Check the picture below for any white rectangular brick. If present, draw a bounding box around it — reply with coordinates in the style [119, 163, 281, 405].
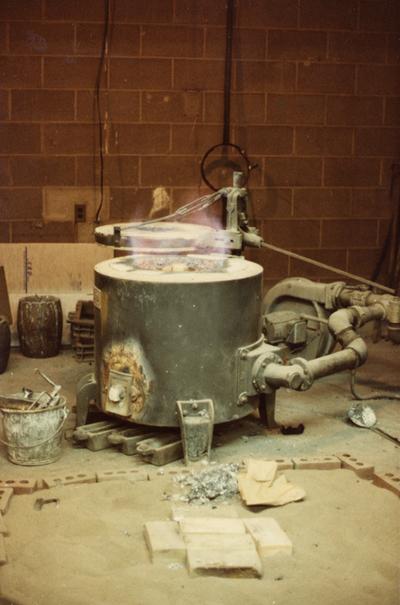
[244, 517, 293, 557]
[179, 517, 246, 535]
[186, 543, 262, 578]
[144, 521, 186, 564]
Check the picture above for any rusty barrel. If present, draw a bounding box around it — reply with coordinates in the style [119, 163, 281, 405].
[17, 295, 63, 358]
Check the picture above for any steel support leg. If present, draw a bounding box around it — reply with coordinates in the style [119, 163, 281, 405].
[258, 391, 279, 429]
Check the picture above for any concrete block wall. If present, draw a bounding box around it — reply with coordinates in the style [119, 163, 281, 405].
[0, 0, 399, 288]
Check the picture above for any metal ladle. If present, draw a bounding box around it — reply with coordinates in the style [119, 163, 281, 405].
[347, 403, 400, 445]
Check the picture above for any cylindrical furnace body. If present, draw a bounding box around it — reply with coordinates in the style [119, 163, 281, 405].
[94, 254, 263, 427]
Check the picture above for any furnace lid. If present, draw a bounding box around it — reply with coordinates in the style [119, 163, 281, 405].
[94, 221, 216, 253]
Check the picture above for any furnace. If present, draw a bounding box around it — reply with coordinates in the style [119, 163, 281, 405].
[76, 175, 400, 462]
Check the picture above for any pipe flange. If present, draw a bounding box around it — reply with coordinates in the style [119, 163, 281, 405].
[289, 357, 313, 391]
[325, 282, 346, 309]
[252, 353, 282, 393]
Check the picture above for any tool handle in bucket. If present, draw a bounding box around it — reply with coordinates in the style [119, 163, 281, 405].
[0, 407, 69, 449]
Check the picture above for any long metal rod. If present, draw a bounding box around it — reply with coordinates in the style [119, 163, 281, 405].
[261, 242, 395, 294]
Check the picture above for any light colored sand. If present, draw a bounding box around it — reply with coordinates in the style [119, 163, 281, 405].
[0, 469, 399, 605]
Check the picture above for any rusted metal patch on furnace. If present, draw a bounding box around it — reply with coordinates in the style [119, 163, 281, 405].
[102, 343, 150, 415]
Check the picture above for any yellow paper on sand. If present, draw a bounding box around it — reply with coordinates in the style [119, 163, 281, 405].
[246, 459, 277, 483]
[238, 461, 305, 507]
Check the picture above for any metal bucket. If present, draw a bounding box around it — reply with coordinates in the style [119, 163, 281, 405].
[0, 395, 69, 466]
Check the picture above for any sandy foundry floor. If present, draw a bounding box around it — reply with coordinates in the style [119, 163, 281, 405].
[0, 341, 399, 605]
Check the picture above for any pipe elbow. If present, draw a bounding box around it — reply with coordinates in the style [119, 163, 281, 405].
[347, 336, 368, 365]
[328, 308, 352, 335]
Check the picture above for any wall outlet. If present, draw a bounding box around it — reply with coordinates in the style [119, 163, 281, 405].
[74, 203, 86, 223]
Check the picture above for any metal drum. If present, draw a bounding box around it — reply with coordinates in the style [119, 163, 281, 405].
[94, 254, 263, 427]
[17, 295, 63, 358]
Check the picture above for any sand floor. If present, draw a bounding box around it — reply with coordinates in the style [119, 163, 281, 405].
[0, 342, 399, 604]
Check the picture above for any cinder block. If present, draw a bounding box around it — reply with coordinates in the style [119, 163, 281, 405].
[0, 514, 8, 536]
[11, 156, 75, 187]
[295, 127, 353, 156]
[0, 478, 37, 495]
[263, 157, 322, 187]
[292, 456, 341, 470]
[327, 95, 383, 126]
[171, 505, 239, 522]
[244, 518, 293, 558]
[142, 25, 203, 58]
[10, 22, 74, 55]
[268, 30, 327, 61]
[337, 454, 375, 479]
[299, 0, 357, 30]
[321, 218, 378, 249]
[144, 521, 186, 564]
[11, 90, 75, 121]
[373, 472, 400, 497]
[0, 56, 41, 89]
[0, 123, 41, 154]
[297, 63, 355, 94]
[325, 158, 381, 188]
[186, 541, 262, 578]
[358, 65, 400, 96]
[110, 57, 172, 90]
[355, 128, 400, 157]
[0, 489, 13, 515]
[0, 535, 7, 565]
[141, 156, 202, 187]
[179, 518, 246, 535]
[267, 94, 325, 126]
[96, 469, 148, 483]
[43, 473, 96, 489]
[174, 59, 224, 91]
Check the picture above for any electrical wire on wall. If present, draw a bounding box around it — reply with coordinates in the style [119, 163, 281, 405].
[371, 162, 400, 294]
[94, 0, 111, 225]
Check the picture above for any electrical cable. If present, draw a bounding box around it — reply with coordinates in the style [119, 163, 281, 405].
[200, 0, 256, 191]
[222, 0, 234, 147]
[350, 369, 400, 401]
[371, 162, 400, 292]
[94, 0, 110, 225]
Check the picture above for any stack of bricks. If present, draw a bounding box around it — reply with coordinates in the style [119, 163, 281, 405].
[0, 0, 399, 288]
[144, 515, 293, 577]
